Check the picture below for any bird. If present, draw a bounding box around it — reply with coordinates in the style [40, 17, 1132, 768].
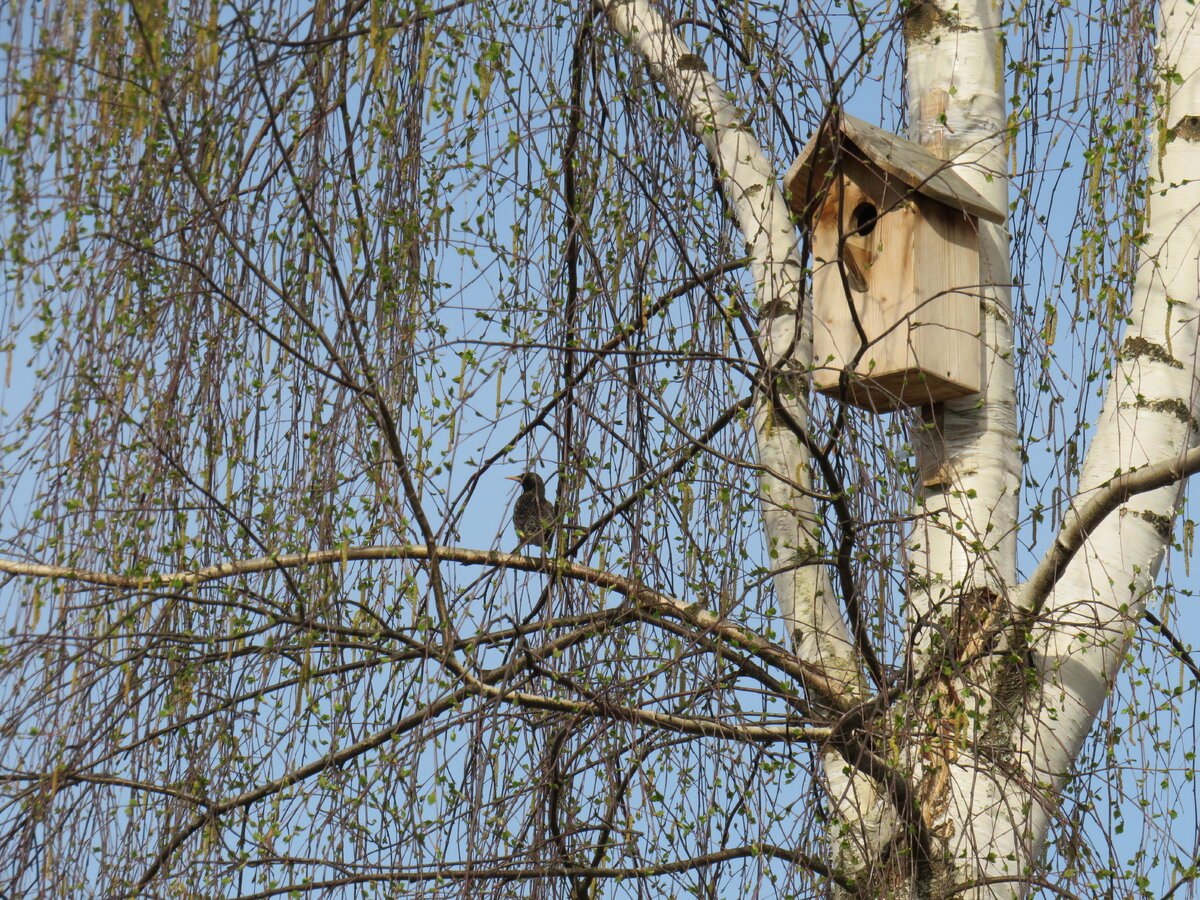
[506, 472, 556, 551]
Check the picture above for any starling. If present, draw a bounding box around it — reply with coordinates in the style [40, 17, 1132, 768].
[506, 472, 556, 551]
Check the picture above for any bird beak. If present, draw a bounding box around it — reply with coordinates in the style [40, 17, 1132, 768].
[505, 475, 522, 482]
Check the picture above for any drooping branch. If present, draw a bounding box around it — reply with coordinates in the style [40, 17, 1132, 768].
[594, 0, 864, 700]
[447, 256, 749, 540]
[592, 3, 920, 887]
[110, 597, 829, 894]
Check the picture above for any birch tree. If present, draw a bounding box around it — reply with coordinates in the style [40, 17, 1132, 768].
[0, 0, 1196, 898]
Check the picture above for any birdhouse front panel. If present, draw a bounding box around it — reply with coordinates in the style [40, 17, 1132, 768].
[808, 159, 982, 411]
[809, 158, 914, 408]
[785, 114, 1000, 413]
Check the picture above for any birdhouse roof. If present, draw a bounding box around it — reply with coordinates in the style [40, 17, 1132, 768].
[783, 113, 1007, 225]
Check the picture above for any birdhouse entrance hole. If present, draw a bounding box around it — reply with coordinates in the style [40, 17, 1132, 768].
[850, 202, 877, 236]
[783, 113, 1006, 412]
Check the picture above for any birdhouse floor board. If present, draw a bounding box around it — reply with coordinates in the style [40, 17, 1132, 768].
[814, 367, 978, 412]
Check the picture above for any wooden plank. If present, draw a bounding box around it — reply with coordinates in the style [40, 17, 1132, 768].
[910, 200, 983, 396]
[815, 368, 978, 411]
[783, 127, 845, 220]
[811, 160, 918, 400]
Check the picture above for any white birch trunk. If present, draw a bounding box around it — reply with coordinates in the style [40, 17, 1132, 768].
[904, 0, 1020, 660]
[895, 0, 1199, 893]
[893, 3, 1035, 895]
[893, 0, 1199, 893]
[1008, 0, 1200, 887]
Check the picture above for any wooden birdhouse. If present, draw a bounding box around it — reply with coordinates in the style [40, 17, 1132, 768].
[783, 114, 1006, 411]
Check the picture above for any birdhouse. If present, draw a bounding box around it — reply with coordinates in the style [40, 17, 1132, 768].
[783, 114, 1006, 411]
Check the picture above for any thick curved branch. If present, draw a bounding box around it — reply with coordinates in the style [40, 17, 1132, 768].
[471, 680, 813, 744]
[0, 542, 854, 708]
[226, 843, 856, 897]
[1022, 443, 1200, 614]
[0, 771, 206, 807]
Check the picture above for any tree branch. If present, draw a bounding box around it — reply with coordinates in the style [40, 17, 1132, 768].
[224, 844, 857, 897]
[0, 542, 856, 708]
[1022, 443, 1200, 614]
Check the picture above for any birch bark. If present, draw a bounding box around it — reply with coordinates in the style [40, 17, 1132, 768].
[1012, 0, 1200, 885]
[904, 0, 1021, 665]
[888, 3, 1040, 895]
